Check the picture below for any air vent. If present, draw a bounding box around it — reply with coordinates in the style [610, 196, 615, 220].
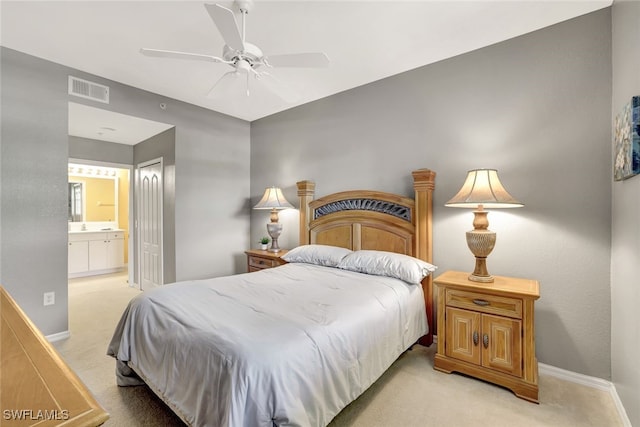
[68, 76, 109, 104]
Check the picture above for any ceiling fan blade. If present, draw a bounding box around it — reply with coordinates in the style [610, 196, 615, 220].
[204, 3, 244, 52]
[207, 70, 243, 98]
[265, 52, 330, 68]
[140, 48, 228, 63]
[256, 72, 300, 103]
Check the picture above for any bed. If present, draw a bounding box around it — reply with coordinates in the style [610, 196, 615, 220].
[107, 168, 436, 427]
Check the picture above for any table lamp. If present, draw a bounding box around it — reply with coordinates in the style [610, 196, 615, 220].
[445, 169, 523, 283]
[253, 186, 293, 252]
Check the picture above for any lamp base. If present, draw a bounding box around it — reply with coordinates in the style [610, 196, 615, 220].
[469, 275, 494, 283]
[469, 257, 494, 283]
[466, 229, 496, 283]
[266, 223, 283, 253]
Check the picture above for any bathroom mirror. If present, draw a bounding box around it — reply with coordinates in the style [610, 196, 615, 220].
[68, 164, 118, 223]
[68, 182, 84, 222]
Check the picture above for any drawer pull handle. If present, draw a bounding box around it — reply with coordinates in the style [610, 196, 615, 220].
[483, 334, 489, 349]
[473, 299, 490, 307]
[473, 331, 479, 346]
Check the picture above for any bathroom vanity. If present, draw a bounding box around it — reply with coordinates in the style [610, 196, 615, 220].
[68, 229, 125, 278]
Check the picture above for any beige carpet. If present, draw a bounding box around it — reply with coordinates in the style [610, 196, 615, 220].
[54, 272, 623, 427]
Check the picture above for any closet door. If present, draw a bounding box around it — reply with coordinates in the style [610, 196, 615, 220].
[138, 159, 163, 290]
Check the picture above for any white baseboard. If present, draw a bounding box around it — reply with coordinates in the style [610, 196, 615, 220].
[540, 363, 632, 427]
[45, 330, 70, 343]
[69, 266, 125, 279]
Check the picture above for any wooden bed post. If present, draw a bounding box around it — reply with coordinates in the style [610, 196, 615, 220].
[412, 169, 435, 262]
[412, 169, 436, 347]
[296, 180, 315, 245]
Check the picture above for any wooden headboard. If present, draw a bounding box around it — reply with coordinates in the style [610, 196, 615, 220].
[296, 169, 436, 346]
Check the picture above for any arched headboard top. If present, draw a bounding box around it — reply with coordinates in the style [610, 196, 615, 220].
[311, 190, 415, 222]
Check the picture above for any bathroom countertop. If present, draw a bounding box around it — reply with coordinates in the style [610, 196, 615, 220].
[68, 228, 124, 234]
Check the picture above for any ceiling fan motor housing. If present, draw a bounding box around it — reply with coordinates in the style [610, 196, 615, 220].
[235, 0, 254, 14]
[223, 43, 263, 70]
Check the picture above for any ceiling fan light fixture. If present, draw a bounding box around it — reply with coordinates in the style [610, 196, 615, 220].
[236, 59, 251, 74]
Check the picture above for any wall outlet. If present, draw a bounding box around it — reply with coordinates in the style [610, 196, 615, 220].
[43, 292, 55, 306]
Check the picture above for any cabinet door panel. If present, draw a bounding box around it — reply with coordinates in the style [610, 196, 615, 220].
[89, 240, 109, 271]
[445, 307, 481, 365]
[482, 314, 522, 376]
[68, 241, 89, 274]
[108, 238, 124, 269]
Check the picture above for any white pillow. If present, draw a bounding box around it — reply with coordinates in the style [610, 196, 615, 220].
[337, 250, 437, 285]
[281, 244, 353, 267]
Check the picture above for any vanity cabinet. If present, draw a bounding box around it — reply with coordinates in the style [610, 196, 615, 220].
[88, 232, 124, 271]
[69, 231, 124, 278]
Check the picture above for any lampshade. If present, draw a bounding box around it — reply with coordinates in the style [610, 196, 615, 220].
[253, 187, 293, 253]
[445, 169, 523, 209]
[446, 169, 522, 283]
[253, 187, 294, 210]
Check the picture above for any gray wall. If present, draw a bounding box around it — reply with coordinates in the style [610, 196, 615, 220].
[69, 135, 133, 165]
[0, 47, 250, 336]
[1, 48, 70, 335]
[174, 109, 251, 279]
[251, 10, 612, 379]
[611, 0, 640, 424]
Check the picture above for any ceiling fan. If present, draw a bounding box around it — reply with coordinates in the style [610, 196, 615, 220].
[140, 0, 329, 102]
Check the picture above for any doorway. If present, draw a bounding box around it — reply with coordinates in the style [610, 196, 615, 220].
[67, 159, 134, 286]
[68, 101, 175, 289]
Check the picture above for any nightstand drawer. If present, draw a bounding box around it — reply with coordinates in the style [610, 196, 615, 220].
[445, 289, 522, 319]
[248, 255, 280, 269]
[245, 249, 288, 273]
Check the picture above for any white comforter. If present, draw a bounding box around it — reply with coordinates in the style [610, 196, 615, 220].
[107, 263, 427, 427]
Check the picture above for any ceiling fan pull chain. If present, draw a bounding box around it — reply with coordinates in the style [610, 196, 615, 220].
[246, 72, 250, 97]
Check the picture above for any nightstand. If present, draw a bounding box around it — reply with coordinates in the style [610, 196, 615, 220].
[245, 249, 288, 272]
[433, 270, 540, 403]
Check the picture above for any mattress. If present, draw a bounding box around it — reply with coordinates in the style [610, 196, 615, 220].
[107, 263, 427, 427]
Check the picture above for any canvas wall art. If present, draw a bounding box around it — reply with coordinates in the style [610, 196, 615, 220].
[614, 95, 640, 181]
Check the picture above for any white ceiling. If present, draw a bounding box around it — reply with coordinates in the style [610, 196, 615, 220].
[69, 102, 174, 145]
[2, 1, 611, 124]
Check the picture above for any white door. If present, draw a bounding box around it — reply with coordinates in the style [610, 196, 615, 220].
[138, 160, 163, 290]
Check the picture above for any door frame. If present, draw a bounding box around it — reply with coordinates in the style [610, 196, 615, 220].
[68, 158, 134, 287]
[136, 157, 164, 289]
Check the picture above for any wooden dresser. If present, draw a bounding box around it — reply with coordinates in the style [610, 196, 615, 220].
[1, 286, 109, 426]
[433, 270, 540, 403]
[245, 249, 288, 272]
